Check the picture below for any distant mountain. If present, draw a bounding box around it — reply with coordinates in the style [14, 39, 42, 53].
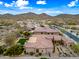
[17, 12, 37, 16]
[38, 13, 53, 19]
[14, 12, 53, 20]
[56, 14, 76, 18]
[56, 14, 79, 20]
[15, 12, 39, 19]
[55, 14, 79, 24]
[0, 12, 79, 24]
[0, 13, 15, 19]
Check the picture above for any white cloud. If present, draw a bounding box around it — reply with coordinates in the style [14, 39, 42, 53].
[4, 0, 29, 9]
[0, 10, 10, 14]
[36, 0, 46, 5]
[0, 1, 3, 5]
[4, 1, 15, 7]
[45, 10, 63, 14]
[38, 9, 43, 11]
[16, 0, 29, 7]
[68, 0, 78, 7]
[4, 3, 13, 7]
[19, 6, 33, 9]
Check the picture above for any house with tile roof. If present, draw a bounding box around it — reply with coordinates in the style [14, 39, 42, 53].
[33, 27, 60, 35]
[24, 27, 74, 56]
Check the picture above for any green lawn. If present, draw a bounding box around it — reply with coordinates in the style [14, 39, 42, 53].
[17, 38, 27, 45]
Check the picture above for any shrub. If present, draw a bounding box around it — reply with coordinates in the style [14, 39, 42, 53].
[40, 57, 48, 59]
[4, 45, 24, 56]
[0, 46, 4, 55]
[29, 52, 34, 56]
[17, 38, 27, 45]
[71, 44, 79, 55]
[38, 53, 42, 56]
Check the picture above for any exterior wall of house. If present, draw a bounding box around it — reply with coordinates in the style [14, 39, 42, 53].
[63, 41, 74, 46]
[25, 48, 35, 53]
[53, 32, 59, 35]
[25, 48, 53, 55]
[33, 32, 41, 35]
[33, 32, 59, 35]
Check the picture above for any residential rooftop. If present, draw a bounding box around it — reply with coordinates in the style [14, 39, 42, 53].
[33, 27, 59, 33]
[25, 35, 53, 49]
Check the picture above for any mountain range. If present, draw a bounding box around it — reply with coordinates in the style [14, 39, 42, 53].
[0, 12, 79, 24]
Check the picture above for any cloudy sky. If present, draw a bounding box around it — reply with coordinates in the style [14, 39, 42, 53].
[0, 0, 79, 16]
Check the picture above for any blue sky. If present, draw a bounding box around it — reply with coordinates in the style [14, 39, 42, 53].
[0, 0, 79, 16]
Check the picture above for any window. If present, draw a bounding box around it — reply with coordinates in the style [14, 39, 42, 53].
[48, 33, 50, 34]
[51, 33, 53, 35]
[42, 50, 43, 52]
[36, 49, 39, 53]
[41, 32, 43, 34]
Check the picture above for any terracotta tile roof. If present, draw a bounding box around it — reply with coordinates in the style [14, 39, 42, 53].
[53, 35, 62, 41]
[33, 27, 59, 33]
[25, 35, 53, 49]
[25, 34, 66, 49]
[62, 37, 74, 44]
[32, 34, 63, 41]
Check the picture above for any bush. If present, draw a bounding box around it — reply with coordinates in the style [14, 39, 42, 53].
[4, 45, 24, 56]
[17, 38, 27, 45]
[60, 28, 66, 33]
[71, 44, 79, 55]
[4, 32, 17, 46]
[0, 46, 4, 55]
[29, 52, 34, 56]
[40, 57, 48, 59]
[23, 31, 32, 36]
[38, 53, 42, 56]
